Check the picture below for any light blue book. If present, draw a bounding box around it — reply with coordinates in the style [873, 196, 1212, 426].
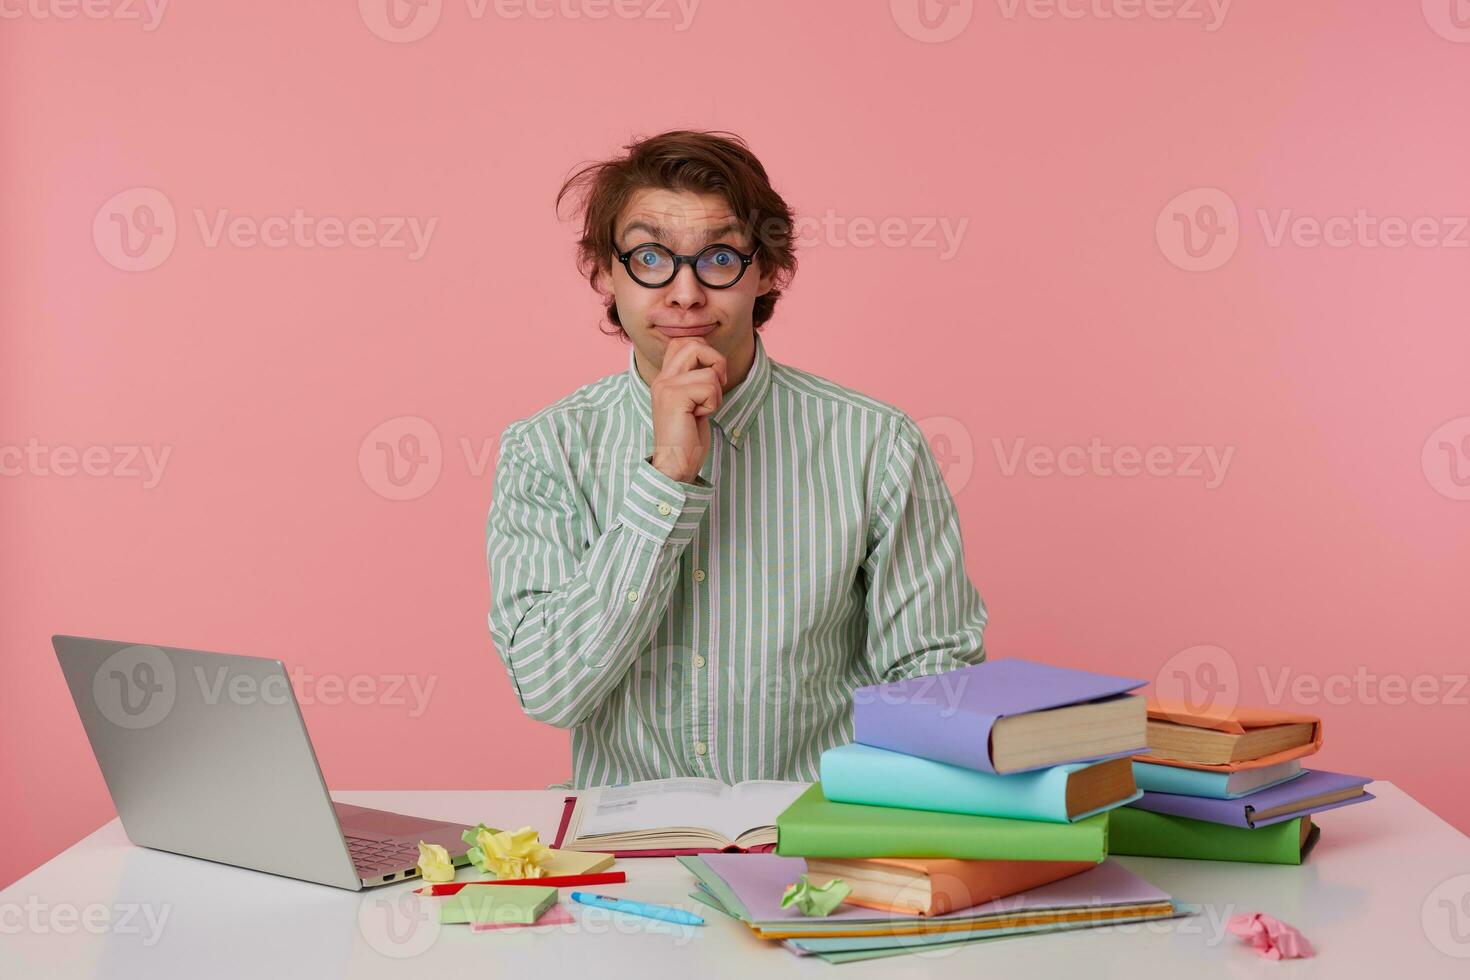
[819, 742, 1141, 823]
[1131, 758, 1306, 799]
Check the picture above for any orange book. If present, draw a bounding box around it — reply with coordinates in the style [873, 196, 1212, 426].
[803, 857, 1094, 917]
[1137, 701, 1322, 772]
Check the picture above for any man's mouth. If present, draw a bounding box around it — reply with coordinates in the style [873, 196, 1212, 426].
[654, 323, 717, 338]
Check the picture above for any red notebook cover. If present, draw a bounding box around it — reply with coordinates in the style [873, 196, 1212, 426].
[551, 797, 778, 858]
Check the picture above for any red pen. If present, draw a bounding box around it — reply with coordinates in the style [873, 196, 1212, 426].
[414, 871, 626, 896]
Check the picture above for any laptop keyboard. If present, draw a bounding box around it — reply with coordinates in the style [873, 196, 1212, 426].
[345, 835, 421, 874]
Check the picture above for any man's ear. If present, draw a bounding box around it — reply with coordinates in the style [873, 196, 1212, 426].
[594, 264, 612, 295]
[755, 260, 777, 296]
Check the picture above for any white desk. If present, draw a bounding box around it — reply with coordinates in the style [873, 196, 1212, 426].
[2, 782, 1468, 978]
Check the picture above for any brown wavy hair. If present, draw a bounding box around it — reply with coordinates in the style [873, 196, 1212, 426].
[555, 130, 797, 339]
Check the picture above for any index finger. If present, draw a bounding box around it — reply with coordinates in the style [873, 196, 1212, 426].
[660, 337, 728, 385]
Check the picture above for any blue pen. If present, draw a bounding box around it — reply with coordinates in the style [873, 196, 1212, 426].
[569, 891, 705, 926]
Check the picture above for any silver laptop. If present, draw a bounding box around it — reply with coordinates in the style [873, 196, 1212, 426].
[54, 635, 470, 890]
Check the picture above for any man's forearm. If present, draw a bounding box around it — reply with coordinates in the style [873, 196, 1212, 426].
[488, 454, 712, 728]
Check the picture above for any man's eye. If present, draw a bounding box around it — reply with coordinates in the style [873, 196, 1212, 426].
[636, 250, 663, 266]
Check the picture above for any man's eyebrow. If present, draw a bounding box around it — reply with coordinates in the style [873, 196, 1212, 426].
[616, 219, 748, 248]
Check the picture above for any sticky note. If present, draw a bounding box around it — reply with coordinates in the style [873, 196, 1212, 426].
[438, 885, 558, 925]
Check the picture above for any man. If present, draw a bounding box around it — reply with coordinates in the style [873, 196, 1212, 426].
[486, 130, 987, 788]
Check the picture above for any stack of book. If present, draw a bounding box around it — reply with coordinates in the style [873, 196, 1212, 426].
[696, 659, 1191, 961]
[1111, 702, 1374, 864]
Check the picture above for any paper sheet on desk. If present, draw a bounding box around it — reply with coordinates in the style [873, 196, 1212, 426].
[577, 779, 809, 840]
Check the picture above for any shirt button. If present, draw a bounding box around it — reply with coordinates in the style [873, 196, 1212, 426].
[730, 427, 741, 441]
[626, 590, 639, 603]
[694, 742, 708, 757]
[693, 569, 706, 582]
[693, 655, 706, 669]
[657, 502, 672, 516]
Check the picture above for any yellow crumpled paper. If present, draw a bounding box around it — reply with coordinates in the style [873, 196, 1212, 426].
[416, 841, 456, 883]
[462, 824, 552, 880]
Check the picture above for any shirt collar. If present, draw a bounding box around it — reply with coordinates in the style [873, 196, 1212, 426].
[625, 333, 772, 451]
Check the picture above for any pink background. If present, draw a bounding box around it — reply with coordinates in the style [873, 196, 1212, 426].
[4, 2, 1469, 890]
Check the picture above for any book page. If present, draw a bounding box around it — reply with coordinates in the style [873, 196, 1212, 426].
[576, 778, 806, 840]
[576, 779, 725, 837]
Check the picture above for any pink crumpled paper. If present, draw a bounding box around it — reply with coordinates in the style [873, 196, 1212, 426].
[1226, 912, 1315, 960]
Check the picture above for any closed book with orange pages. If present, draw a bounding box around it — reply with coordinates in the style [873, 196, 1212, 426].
[802, 857, 1095, 917]
[1137, 701, 1322, 772]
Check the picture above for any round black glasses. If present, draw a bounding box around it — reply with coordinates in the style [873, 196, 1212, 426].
[613, 241, 756, 289]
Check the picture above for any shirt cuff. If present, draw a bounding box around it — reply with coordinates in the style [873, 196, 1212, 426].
[616, 456, 715, 547]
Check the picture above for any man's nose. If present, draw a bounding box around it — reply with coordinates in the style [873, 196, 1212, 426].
[664, 262, 707, 307]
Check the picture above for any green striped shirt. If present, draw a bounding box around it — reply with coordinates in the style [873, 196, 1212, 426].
[486, 334, 988, 788]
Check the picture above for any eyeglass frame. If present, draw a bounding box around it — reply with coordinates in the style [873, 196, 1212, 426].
[612, 240, 758, 290]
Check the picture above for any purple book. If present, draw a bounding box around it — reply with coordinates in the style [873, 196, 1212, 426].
[698, 852, 1169, 924]
[1127, 769, 1374, 828]
[852, 658, 1147, 774]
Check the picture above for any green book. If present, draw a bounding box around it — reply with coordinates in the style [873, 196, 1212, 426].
[775, 783, 1108, 862]
[437, 885, 559, 925]
[1109, 807, 1319, 865]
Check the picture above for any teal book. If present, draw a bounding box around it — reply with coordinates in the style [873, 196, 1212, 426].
[1131, 759, 1306, 799]
[776, 783, 1109, 861]
[822, 743, 1140, 822]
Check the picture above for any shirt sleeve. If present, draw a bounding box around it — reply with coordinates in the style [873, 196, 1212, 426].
[486, 423, 714, 729]
[861, 414, 989, 683]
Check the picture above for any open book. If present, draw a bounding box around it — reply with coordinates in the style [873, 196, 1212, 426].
[555, 778, 810, 854]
